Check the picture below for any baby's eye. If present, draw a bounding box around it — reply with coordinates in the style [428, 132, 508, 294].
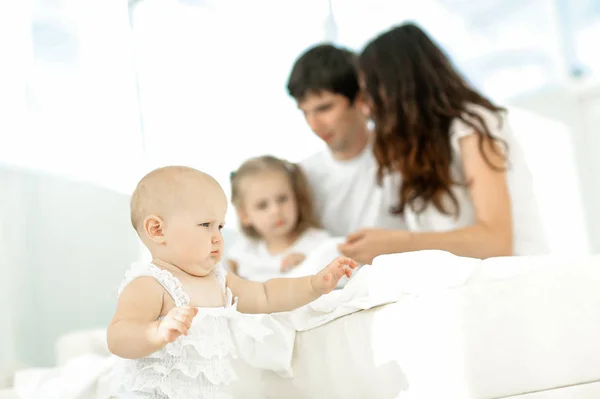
[199, 222, 210, 227]
[218, 224, 224, 230]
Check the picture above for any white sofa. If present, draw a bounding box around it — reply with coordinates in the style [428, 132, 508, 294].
[3, 254, 600, 399]
[225, 254, 600, 399]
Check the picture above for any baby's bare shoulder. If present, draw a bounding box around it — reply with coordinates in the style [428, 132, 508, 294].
[114, 277, 167, 321]
[121, 275, 165, 297]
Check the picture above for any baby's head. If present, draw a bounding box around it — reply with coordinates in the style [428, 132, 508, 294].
[130, 166, 227, 276]
[230, 155, 320, 242]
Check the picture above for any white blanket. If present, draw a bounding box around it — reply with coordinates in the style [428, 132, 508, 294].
[270, 249, 477, 331]
[231, 250, 481, 377]
[14, 355, 117, 399]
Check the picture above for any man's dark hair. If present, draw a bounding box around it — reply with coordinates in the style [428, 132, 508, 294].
[286, 43, 360, 103]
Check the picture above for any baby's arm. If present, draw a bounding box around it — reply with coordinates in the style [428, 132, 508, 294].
[107, 277, 196, 359]
[227, 256, 357, 314]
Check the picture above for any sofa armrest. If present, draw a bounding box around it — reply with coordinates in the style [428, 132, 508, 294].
[55, 328, 109, 366]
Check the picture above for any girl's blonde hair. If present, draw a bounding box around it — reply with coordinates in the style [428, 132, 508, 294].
[230, 155, 321, 239]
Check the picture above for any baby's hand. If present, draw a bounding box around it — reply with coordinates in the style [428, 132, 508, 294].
[281, 252, 307, 272]
[156, 306, 198, 344]
[311, 256, 358, 295]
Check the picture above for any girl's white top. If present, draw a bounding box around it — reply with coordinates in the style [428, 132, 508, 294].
[226, 228, 332, 282]
[112, 262, 238, 399]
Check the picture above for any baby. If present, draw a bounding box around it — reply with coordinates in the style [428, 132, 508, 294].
[107, 166, 357, 398]
[226, 155, 331, 281]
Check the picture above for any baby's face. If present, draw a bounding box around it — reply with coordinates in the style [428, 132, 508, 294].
[162, 182, 228, 277]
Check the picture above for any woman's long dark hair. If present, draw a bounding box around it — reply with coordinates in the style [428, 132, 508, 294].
[359, 22, 507, 216]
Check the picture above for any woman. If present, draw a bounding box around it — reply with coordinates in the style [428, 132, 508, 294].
[338, 22, 548, 264]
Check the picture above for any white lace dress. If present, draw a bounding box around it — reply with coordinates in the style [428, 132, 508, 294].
[111, 262, 238, 399]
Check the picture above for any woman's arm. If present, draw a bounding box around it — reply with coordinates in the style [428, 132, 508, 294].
[402, 133, 513, 257]
[339, 134, 513, 262]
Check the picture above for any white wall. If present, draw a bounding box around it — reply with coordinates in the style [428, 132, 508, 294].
[0, 165, 141, 375]
[508, 80, 600, 253]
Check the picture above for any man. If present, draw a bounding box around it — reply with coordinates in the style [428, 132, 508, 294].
[286, 44, 404, 237]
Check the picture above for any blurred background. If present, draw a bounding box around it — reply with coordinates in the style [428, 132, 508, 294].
[1, 0, 599, 386]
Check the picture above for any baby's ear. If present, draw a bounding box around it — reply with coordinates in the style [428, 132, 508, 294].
[144, 215, 166, 243]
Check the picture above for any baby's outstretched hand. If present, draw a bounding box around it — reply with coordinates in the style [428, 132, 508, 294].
[281, 252, 306, 272]
[156, 306, 198, 344]
[311, 256, 358, 295]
